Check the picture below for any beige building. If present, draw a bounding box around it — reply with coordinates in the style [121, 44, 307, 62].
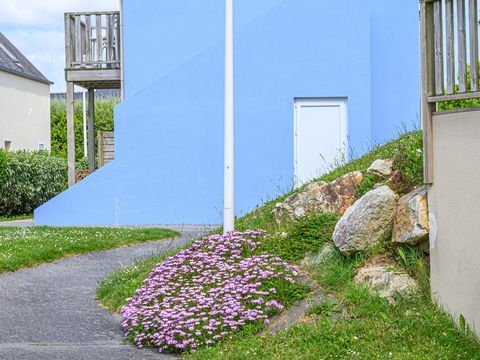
[0, 33, 52, 151]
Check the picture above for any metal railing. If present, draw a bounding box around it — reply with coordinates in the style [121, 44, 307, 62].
[65, 11, 121, 69]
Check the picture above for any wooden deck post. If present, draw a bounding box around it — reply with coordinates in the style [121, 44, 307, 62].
[66, 81, 76, 187]
[119, 2, 125, 100]
[97, 131, 103, 168]
[420, 0, 435, 184]
[87, 88, 96, 173]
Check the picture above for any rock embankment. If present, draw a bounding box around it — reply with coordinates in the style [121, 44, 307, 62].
[288, 158, 428, 300]
[273, 171, 363, 222]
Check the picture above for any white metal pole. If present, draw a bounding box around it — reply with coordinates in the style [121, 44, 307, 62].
[82, 90, 88, 158]
[224, 0, 235, 234]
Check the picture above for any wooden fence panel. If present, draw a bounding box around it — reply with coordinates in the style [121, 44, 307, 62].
[97, 131, 115, 167]
[457, 0, 468, 93]
[433, 1, 444, 96]
[445, 0, 455, 94]
[469, 0, 479, 91]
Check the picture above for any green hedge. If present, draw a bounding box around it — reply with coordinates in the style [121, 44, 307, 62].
[438, 64, 480, 111]
[0, 150, 6, 185]
[0, 151, 67, 216]
[51, 98, 118, 160]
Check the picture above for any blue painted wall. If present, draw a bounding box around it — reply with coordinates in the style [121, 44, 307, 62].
[35, 0, 419, 226]
[369, 0, 420, 145]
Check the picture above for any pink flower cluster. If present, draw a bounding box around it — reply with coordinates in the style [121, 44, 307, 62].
[121, 230, 298, 352]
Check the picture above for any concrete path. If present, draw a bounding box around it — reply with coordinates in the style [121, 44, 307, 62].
[0, 219, 34, 227]
[0, 225, 216, 360]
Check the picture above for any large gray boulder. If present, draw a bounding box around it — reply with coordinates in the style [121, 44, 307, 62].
[273, 171, 363, 222]
[333, 186, 399, 255]
[392, 186, 429, 245]
[354, 264, 418, 302]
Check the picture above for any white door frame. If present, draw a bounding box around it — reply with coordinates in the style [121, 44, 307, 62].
[294, 97, 348, 187]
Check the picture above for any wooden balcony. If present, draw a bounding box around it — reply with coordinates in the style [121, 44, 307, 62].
[420, 0, 480, 183]
[64, 11, 122, 89]
[64, 11, 123, 187]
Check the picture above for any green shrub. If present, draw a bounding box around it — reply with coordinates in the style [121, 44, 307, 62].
[0, 151, 67, 216]
[75, 157, 89, 170]
[438, 97, 480, 111]
[0, 150, 6, 184]
[50, 98, 119, 160]
[438, 64, 480, 111]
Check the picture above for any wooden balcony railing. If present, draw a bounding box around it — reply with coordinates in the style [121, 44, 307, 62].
[65, 11, 121, 70]
[421, 0, 480, 103]
[420, 0, 480, 183]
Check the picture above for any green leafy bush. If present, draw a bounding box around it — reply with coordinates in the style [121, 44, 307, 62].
[0, 151, 67, 216]
[50, 98, 118, 160]
[438, 64, 480, 111]
[0, 150, 6, 184]
[438, 97, 480, 111]
[76, 157, 89, 170]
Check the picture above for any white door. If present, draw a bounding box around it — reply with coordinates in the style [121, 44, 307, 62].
[294, 98, 348, 187]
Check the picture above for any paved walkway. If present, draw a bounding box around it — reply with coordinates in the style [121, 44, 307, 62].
[0, 225, 215, 360]
[0, 219, 34, 227]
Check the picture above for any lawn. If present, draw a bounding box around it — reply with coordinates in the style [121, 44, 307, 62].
[0, 227, 179, 273]
[97, 131, 480, 358]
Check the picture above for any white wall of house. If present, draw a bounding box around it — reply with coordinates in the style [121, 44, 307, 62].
[0, 70, 50, 151]
[429, 109, 480, 339]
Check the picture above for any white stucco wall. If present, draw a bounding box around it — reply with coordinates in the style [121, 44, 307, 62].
[0, 70, 51, 151]
[429, 108, 480, 338]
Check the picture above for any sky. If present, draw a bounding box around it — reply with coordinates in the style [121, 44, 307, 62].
[0, 0, 120, 92]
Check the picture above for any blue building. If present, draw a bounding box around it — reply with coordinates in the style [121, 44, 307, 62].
[36, 0, 419, 226]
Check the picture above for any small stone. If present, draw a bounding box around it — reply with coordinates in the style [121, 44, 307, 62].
[354, 265, 418, 301]
[367, 159, 394, 178]
[273, 171, 363, 223]
[333, 186, 399, 255]
[392, 186, 429, 245]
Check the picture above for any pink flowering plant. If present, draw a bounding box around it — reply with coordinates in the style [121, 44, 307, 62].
[121, 230, 306, 352]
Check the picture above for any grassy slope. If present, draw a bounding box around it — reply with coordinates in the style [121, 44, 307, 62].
[233, 130, 423, 235]
[187, 131, 480, 359]
[97, 131, 480, 358]
[188, 250, 480, 359]
[0, 227, 179, 273]
[97, 133, 419, 312]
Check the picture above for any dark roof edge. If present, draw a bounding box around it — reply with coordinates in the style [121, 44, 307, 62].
[0, 64, 53, 85]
